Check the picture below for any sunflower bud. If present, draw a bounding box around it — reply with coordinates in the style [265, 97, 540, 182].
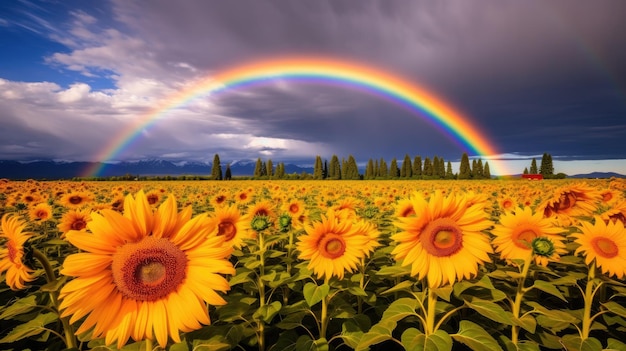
[531, 237, 555, 257]
[278, 213, 292, 232]
[251, 215, 271, 232]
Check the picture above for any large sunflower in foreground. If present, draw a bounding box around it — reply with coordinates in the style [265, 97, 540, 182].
[491, 206, 567, 266]
[59, 191, 235, 349]
[572, 216, 626, 279]
[392, 190, 494, 288]
[297, 209, 372, 280]
[0, 214, 35, 290]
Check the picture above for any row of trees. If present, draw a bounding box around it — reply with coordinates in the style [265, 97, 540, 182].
[522, 153, 562, 178]
[209, 153, 492, 180]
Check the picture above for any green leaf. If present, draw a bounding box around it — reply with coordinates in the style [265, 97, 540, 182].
[217, 301, 253, 322]
[375, 264, 411, 277]
[253, 301, 282, 323]
[348, 286, 368, 297]
[529, 280, 567, 302]
[465, 299, 515, 326]
[229, 269, 253, 286]
[261, 270, 277, 282]
[581, 337, 603, 351]
[453, 275, 496, 297]
[607, 338, 626, 351]
[169, 339, 190, 351]
[0, 312, 58, 343]
[355, 298, 418, 350]
[295, 335, 329, 351]
[40, 275, 68, 293]
[276, 311, 308, 330]
[602, 301, 626, 319]
[0, 295, 38, 320]
[192, 335, 231, 351]
[303, 282, 330, 307]
[341, 318, 366, 349]
[516, 314, 537, 334]
[433, 286, 453, 302]
[403, 329, 453, 351]
[380, 280, 414, 295]
[451, 320, 503, 351]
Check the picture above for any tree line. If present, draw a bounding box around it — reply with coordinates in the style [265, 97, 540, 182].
[209, 152, 493, 180]
[522, 153, 565, 179]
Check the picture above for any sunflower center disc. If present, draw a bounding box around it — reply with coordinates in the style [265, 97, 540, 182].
[421, 218, 463, 257]
[592, 237, 619, 258]
[289, 204, 300, 213]
[112, 237, 188, 301]
[71, 219, 87, 230]
[320, 234, 346, 259]
[7, 242, 18, 264]
[69, 196, 82, 205]
[218, 222, 237, 241]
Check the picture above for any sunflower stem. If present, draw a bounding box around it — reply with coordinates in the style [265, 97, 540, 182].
[145, 338, 153, 351]
[257, 229, 267, 351]
[320, 277, 330, 340]
[32, 249, 77, 349]
[358, 257, 366, 315]
[581, 261, 597, 340]
[511, 254, 533, 345]
[425, 283, 437, 335]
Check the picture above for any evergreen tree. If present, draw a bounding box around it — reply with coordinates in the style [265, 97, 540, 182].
[211, 154, 223, 180]
[253, 158, 263, 178]
[314, 155, 323, 179]
[365, 159, 374, 179]
[379, 158, 388, 178]
[345, 155, 360, 179]
[323, 160, 328, 179]
[530, 158, 538, 174]
[389, 158, 400, 178]
[401, 154, 412, 178]
[413, 156, 422, 178]
[224, 164, 232, 180]
[523, 167, 529, 175]
[341, 157, 347, 179]
[266, 159, 273, 178]
[471, 159, 477, 179]
[423, 157, 433, 177]
[475, 159, 484, 179]
[275, 162, 285, 179]
[374, 160, 380, 177]
[446, 161, 454, 179]
[261, 161, 267, 176]
[329, 155, 341, 179]
[437, 157, 446, 178]
[540, 153, 554, 178]
[458, 153, 471, 179]
[484, 162, 491, 179]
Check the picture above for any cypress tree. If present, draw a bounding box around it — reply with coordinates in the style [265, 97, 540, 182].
[374, 159, 380, 177]
[323, 160, 328, 179]
[540, 153, 554, 178]
[423, 157, 433, 177]
[475, 159, 484, 179]
[530, 158, 538, 174]
[401, 154, 412, 178]
[253, 158, 263, 178]
[211, 154, 223, 180]
[224, 164, 232, 180]
[329, 155, 341, 179]
[365, 159, 374, 179]
[523, 167, 529, 175]
[484, 162, 491, 179]
[437, 157, 446, 178]
[389, 158, 400, 178]
[446, 161, 454, 179]
[458, 153, 471, 179]
[413, 156, 422, 178]
[346, 155, 360, 179]
[314, 155, 323, 179]
[379, 158, 388, 178]
[266, 159, 273, 178]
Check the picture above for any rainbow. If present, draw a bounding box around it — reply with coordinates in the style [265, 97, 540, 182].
[84, 56, 507, 177]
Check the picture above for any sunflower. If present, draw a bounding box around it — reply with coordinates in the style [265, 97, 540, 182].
[144, 189, 162, 206]
[540, 183, 602, 222]
[600, 200, 626, 225]
[491, 206, 567, 266]
[572, 216, 626, 279]
[210, 191, 229, 208]
[281, 198, 306, 219]
[297, 209, 372, 280]
[0, 214, 35, 290]
[394, 198, 416, 218]
[391, 190, 494, 288]
[59, 191, 235, 349]
[29, 202, 53, 222]
[246, 200, 276, 220]
[58, 209, 92, 236]
[206, 205, 252, 249]
[234, 189, 253, 205]
[60, 191, 93, 209]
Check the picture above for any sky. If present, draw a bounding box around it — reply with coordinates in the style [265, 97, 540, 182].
[1, 0, 626, 176]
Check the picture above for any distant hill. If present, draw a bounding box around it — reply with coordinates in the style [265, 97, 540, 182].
[567, 172, 625, 179]
[0, 160, 314, 180]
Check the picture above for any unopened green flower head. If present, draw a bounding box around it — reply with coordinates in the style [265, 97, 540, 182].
[531, 237, 555, 257]
[361, 206, 378, 219]
[278, 213, 292, 231]
[251, 215, 271, 232]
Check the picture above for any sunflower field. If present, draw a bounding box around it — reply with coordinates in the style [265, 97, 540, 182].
[1, 178, 626, 351]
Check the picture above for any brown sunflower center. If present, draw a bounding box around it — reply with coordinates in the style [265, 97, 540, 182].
[112, 237, 188, 301]
[609, 213, 626, 224]
[591, 237, 618, 258]
[255, 209, 269, 216]
[602, 192, 613, 202]
[513, 229, 538, 249]
[319, 233, 346, 259]
[215, 195, 226, 204]
[420, 218, 463, 257]
[70, 219, 87, 231]
[147, 194, 159, 205]
[217, 221, 237, 241]
[69, 196, 83, 205]
[401, 207, 416, 217]
[7, 241, 19, 264]
[35, 210, 48, 220]
[289, 204, 300, 214]
[502, 200, 514, 209]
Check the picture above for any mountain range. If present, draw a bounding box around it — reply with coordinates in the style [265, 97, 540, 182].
[0, 160, 623, 180]
[0, 159, 313, 180]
